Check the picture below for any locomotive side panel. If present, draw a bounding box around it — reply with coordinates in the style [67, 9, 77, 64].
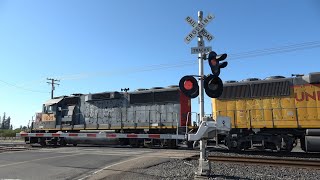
[295, 84, 320, 128]
[82, 93, 125, 129]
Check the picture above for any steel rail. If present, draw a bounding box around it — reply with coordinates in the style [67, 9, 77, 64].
[0, 146, 31, 152]
[190, 155, 320, 169]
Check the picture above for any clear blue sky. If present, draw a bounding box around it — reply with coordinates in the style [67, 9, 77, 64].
[0, 1, 320, 128]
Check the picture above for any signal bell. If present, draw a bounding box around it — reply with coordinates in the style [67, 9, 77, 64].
[179, 75, 199, 98]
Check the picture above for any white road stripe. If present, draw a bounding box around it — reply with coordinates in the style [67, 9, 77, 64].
[78, 156, 144, 180]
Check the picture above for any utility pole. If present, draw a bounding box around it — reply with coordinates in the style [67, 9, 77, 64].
[47, 78, 60, 99]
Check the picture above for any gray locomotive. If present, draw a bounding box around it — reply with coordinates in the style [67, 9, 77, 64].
[27, 86, 194, 147]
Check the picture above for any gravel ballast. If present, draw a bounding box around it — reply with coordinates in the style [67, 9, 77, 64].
[130, 158, 320, 180]
[87, 146, 320, 180]
[104, 149, 320, 180]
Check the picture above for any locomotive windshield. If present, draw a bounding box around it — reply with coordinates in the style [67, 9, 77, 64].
[42, 97, 63, 113]
[43, 105, 55, 113]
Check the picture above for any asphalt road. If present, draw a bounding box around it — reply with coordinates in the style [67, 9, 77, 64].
[0, 146, 196, 180]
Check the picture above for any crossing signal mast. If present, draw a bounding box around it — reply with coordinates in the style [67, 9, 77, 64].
[180, 11, 229, 177]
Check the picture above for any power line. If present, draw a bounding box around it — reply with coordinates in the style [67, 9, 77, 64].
[0, 79, 49, 94]
[229, 40, 320, 60]
[1, 40, 320, 91]
[56, 40, 320, 80]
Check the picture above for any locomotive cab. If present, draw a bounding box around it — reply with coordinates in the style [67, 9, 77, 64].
[32, 98, 64, 130]
[33, 96, 81, 130]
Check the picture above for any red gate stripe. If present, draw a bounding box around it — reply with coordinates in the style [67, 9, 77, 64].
[127, 134, 138, 138]
[107, 134, 117, 138]
[36, 133, 44, 137]
[87, 134, 96, 137]
[52, 133, 60, 137]
[148, 134, 160, 139]
[68, 133, 78, 137]
[20, 134, 28, 137]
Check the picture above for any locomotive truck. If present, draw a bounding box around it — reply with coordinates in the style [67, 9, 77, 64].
[213, 72, 320, 152]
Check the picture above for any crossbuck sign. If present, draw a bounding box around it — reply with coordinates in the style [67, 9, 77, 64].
[184, 13, 214, 44]
[184, 13, 214, 54]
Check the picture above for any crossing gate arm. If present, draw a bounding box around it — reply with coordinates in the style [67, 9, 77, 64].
[16, 133, 186, 140]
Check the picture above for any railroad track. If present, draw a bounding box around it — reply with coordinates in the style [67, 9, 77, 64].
[191, 155, 320, 169]
[0, 146, 31, 152]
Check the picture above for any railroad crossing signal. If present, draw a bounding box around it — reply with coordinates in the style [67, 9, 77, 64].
[181, 11, 221, 176]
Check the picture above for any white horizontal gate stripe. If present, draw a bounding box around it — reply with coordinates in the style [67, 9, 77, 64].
[16, 133, 186, 140]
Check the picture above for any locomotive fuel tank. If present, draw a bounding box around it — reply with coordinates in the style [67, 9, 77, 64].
[304, 129, 320, 152]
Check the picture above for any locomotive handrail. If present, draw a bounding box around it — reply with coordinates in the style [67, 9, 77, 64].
[186, 112, 198, 137]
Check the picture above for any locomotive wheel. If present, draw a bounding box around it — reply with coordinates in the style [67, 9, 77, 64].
[39, 140, 46, 147]
[227, 139, 241, 152]
[160, 140, 166, 148]
[129, 139, 140, 148]
[282, 136, 295, 153]
[167, 140, 177, 149]
[59, 138, 67, 147]
[283, 139, 294, 153]
[187, 141, 194, 149]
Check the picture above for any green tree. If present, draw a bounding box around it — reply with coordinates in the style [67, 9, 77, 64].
[6, 116, 11, 129]
[1, 112, 6, 129]
[1, 113, 11, 129]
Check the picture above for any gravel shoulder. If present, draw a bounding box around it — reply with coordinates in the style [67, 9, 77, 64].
[85, 150, 320, 180]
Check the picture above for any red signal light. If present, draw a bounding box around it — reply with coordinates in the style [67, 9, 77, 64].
[184, 80, 193, 90]
[210, 59, 217, 66]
